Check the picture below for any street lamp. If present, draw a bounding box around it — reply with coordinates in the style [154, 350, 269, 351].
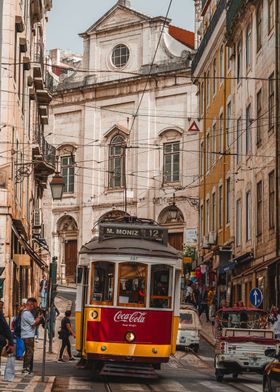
[168, 193, 178, 222]
[49, 157, 65, 200]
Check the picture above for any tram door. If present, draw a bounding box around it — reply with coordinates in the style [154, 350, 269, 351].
[65, 240, 78, 282]
[168, 232, 183, 251]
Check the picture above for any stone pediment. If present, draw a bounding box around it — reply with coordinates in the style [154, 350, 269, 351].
[81, 4, 150, 36]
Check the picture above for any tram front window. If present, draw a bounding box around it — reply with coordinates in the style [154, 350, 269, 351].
[118, 263, 147, 307]
[91, 262, 114, 305]
[150, 265, 172, 309]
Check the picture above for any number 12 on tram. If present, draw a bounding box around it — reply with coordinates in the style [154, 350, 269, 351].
[75, 221, 182, 369]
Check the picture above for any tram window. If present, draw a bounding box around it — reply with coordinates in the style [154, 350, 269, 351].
[118, 263, 147, 307]
[150, 265, 172, 309]
[91, 262, 115, 305]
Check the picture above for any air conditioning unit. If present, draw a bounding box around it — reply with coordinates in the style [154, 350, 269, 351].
[33, 208, 42, 228]
[202, 235, 210, 249]
[208, 231, 217, 245]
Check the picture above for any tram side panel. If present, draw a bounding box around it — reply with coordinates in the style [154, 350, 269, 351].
[83, 306, 173, 363]
[171, 269, 181, 354]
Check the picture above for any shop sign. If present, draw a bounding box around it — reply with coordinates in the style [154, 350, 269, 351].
[183, 257, 193, 264]
[184, 228, 197, 245]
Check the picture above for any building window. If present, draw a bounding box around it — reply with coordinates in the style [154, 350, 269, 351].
[61, 156, 75, 193]
[237, 40, 242, 81]
[219, 112, 223, 157]
[206, 199, 210, 235]
[200, 142, 204, 176]
[206, 132, 210, 172]
[206, 70, 210, 106]
[246, 22, 252, 69]
[109, 135, 125, 189]
[200, 204, 204, 239]
[236, 199, 242, 246]
[218, 184, 223, 229]
[227, 46, 232, 71]
[257, 180, 263, 236]
[246, 191, 252, 241]
[213, 58, 217, 95]
[212, 192, 216, 231]
[269, 73, 274, 130]
[226, 101, 232, 148]
[112, 44, 130, 68]
[269, 170, 275, 229]
[246, 104, 252, 154]
[236, 117, 242, 165]
[212, 123, 217, 164]
[219, 45, 224, 84]
[268, 0, 274, 32]
[163, 141, 180, 183]
[256, 4, 262, 52]
[226, 178, 231, 224]
[200, 82, 204, 115]
[257, 89, 262, 145]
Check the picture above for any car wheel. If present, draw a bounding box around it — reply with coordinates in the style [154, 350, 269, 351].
[233, 373, 238, 380]
[215, 370, 224, 383]
[193, 344, 199, 353]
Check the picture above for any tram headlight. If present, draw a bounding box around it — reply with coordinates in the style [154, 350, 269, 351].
[125, 331, 136, 343]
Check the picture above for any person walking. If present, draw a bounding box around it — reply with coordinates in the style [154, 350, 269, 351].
[273, 309, 280, 339]
[58, 310, 76, 362]
[21, 298, 43, 375]
[49, 304, 60, 341]
[199, 286, 210, 322]
[39, 275, 48, 309]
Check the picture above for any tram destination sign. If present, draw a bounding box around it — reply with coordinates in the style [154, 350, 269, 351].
[99, 223, 168, 245]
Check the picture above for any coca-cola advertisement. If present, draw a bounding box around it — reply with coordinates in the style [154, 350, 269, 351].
[87, 308, 172, 345]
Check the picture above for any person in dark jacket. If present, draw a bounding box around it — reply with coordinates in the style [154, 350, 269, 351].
[0, 310, 14, 356]
[58, 310, 76, 362]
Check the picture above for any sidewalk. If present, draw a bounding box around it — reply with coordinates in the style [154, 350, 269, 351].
[199, 314, 216, 347]
[0, 295, 72, 392]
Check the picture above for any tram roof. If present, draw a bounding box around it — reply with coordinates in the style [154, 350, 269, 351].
[80, 237, 180, 259]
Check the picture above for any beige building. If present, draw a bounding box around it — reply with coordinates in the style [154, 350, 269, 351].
[0, 0, 54, 314]
[44, 0, 199, 283]
[227, 0, 279, 308]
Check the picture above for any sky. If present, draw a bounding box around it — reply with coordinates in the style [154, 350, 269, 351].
[47, 0, 195, 53]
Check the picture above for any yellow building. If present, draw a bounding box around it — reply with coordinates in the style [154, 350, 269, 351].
[192, 0, 233, 300]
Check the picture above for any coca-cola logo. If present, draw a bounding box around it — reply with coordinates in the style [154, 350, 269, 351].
[113, 311, 147, 324]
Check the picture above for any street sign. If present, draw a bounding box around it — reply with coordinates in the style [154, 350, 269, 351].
[249, 288, 263, 308]
[188, 121, 200, 132]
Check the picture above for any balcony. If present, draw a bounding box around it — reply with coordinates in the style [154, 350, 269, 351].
[30, 0, 43, 24]
[192, 0, 226, 74]
[33, 133, 56, 184]
[227, 0, 257, 38]
[33, 42, 44, 78]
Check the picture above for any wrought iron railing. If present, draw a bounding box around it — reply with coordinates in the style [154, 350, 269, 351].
[33, 131, 55, 169]
[34, 42, 44, 73]
[192, 0, 226, 74]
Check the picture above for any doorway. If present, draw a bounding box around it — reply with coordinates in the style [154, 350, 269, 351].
[65, 240, 77, 282]
[168, 232, 184, 251]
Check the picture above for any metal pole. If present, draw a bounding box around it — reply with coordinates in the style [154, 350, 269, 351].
[41, 271, 51, 382]
[48, 305, 53, 354]
[123, 144, 127, 213]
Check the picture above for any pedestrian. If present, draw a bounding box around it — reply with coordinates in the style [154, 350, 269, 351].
[185, 282, 194, 305]
[273, 309, 280, 339]
[21, 297, 43, 375]
[48, 304, 60, 341]
[39, 275, 48, 309]
[11, 303, 25, 360]
[58, 310, 76, 362]
[0, 302, 14, 373]
[199, 285, 209, 322]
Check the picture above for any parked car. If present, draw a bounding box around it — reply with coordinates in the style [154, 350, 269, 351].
[176, 306, 202, 352]
[263, 348, 280, 392]
[214, 307, 278, 382]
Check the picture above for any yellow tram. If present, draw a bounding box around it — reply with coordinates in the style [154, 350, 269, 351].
[75, 218, 181, 374]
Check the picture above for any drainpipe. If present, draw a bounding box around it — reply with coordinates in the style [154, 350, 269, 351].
[275, 0, 280, 307]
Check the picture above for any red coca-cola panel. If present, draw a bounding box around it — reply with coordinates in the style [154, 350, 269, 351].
[86, 308, 173, 345]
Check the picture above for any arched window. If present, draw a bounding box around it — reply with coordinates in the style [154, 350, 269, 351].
[109, 135, 125, 189]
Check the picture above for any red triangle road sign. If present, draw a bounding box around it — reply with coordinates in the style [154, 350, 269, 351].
[188, 121, 200, 132]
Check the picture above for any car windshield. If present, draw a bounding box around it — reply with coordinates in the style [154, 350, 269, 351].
[179, 313, 193, 330]
[216, 310, 268, 329]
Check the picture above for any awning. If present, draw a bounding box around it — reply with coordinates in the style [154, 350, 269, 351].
[32, 237, 50, 253]
[219, 252, 253, 274]
[12, 223, 47, 270]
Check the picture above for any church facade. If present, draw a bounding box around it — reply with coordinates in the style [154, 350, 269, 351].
[44, 0, 199, 282]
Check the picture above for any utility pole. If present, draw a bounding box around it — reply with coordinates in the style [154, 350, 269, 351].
[123, 144, 127, 213]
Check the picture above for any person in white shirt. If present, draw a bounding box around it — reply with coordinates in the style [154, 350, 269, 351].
[21, 298, 43, 375]
[273, 310, 280, 339]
